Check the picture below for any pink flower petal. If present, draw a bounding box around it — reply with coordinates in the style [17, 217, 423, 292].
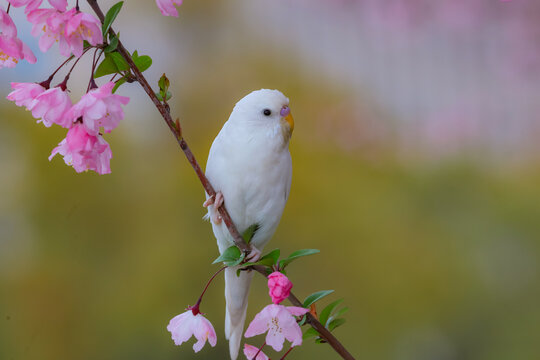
[155, 0, 182, 17]
[243, 344, 269, 360]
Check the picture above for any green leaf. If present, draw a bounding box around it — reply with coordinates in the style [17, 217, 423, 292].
[280, 249, 320, 269]
[315, 338, 326, 344]
[259, 248, 280, 265]
[303, 328, 319, 340]
[303, 290, 334, 308]
[158, 73, 170, 93]
[328, 318, 346, 332]
[102, 1, 123, 36]
[109, 52, 129, 72]
[328, 307, 349, 325]
[319, 299, 344, 327]
[112, 77, 127, 93]
[104, 33, 119, 53]
[94, 53, 118, 78]
[212, 246, 244, 266]
[155, 92, 163, 101]
[242, 224, 260, 244]
[241, 248, 280, 268]
[298, 314, 307, 326]
[133, 55, 152, 72]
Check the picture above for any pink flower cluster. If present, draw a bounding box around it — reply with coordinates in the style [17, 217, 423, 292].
[243, 272, 307, 357]
[27, 7, 102, 57]
[7, 0, 102, 58]
[7, 81, 129, 174]
[0, 9, 36, 67]
[166, 271, 308, 357]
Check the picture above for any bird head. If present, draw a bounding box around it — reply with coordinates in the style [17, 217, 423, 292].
[231, 89, 294, 142]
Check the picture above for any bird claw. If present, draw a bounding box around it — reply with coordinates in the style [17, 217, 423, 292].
[203, 191, 224, 224]
[214, 191, 224, 208]
[202, 196, 214, 207]
[203, 191, 224, 208]
[245, 246, 262, 262]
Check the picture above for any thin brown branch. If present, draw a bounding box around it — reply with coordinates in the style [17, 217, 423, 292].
[86, 1, 355, 359]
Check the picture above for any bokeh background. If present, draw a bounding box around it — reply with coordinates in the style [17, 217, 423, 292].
[1, 0, 540, 359]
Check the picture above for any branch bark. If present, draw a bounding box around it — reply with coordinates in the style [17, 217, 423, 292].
[86, 1, 355, 359]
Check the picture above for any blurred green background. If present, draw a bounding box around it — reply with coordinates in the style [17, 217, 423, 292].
[1, 0, 540, 359]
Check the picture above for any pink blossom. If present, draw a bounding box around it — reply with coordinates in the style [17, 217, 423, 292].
[0, 36, 36, 67]
[167, 310, 217, 352]
[27, 8, 68, 54]
[0, 9, 36, 67]
[1, 9, 18, 38]
[243, 344, 269, 360]
[47, 0, 67, 11]
[27, 8, 102, 57]
[8, 0, 67, 13]
[6, 0, 43, 14]
[64, 9, 102, 57]
[156, 0, 183, 17]
[30, 87, 72, 128]
[6, 82, 46, 109]
[49, 124, 112, 174]
[67, 82, 129, 135]
[245, 304, 309, 352]
[267, 271, 293, 304]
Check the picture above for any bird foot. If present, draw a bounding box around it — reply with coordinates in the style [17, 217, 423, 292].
[245, 246, 262, 262]
[203, 191, 224, 224]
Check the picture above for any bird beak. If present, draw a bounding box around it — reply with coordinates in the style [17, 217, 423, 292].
[280, 105, 294, 133]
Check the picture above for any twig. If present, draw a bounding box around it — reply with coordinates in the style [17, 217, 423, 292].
[85, 1, 355, 359]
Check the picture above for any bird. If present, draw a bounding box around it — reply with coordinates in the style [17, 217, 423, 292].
[203, 89, 294, 360]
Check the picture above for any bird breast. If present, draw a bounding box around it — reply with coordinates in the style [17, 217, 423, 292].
[206, 121, 292, 249]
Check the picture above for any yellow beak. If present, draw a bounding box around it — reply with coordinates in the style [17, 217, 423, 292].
[284, 112, 294, 133]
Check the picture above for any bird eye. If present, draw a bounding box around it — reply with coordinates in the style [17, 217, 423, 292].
[263, 109, 271, 116]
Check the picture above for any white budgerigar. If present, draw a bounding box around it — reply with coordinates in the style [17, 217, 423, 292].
[204, 89, 294, 360]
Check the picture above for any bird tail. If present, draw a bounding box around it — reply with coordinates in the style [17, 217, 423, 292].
[224, 267, 254, 360]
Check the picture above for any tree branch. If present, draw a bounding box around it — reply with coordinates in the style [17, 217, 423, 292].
[85, 1, 355, 359]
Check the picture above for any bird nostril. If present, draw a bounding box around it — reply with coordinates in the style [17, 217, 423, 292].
[280, 106, 290, 117]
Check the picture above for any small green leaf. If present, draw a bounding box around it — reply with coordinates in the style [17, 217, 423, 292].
[109, 52, 129, 72]
[104, 33, 119, 53]
[155, 92, 163, 101]
[212, 246, 244, 266]
[298, 314, 307, 326]
[242, 224, 260, 244]
[94, 53, 118, 78]
[158, 73, 170, 93]
[102, 1, 124, 36]
[303, 290, 334, 308]
[327, 307, 349, 325]
[112, 77, 127, 93]
[328, 318, 346, 332]
[280, 249, 320, 269]
[241, 248, 280, 268]
[164, 90, 172, 101]
[259, 248, 280, 266]
[303, 328, 319, 340]
[315, 338, 326, 344]
[319, 299, 344, 327]
[133, 55, 152, 72]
